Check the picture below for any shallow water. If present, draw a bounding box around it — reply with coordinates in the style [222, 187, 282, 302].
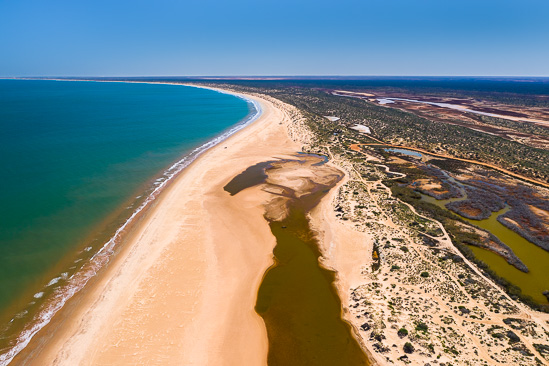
[225, 157, 369, 365]
[384, 148, 422, 158]
[421, 193, 549, 303]
[224, 161, 275, 195]
[259, 207, 368, 365]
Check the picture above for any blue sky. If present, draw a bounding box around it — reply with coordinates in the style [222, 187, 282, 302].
[1, 0, 548, 76]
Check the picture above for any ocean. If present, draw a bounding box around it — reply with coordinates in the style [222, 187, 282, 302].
[0, 79, 258, 363]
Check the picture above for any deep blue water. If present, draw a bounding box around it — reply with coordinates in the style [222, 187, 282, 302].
[108, 76, 549, 96]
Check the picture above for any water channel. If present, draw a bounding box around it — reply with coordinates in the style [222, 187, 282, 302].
[385, 148, 549, 303]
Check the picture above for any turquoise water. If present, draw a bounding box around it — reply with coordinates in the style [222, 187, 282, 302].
[0, 80, 255, 361]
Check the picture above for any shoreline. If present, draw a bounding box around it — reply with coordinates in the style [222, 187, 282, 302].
[0, 82, 264, 365]
[310, 164, 382, 366]
[10, 88, 305, 365]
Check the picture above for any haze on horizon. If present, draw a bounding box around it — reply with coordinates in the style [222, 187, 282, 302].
[1, 0, 548, 77]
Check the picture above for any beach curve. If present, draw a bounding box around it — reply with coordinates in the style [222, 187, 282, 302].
[7, 86, 296, 364]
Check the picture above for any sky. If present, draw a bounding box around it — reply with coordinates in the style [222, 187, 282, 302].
[1, 0, 548, 77]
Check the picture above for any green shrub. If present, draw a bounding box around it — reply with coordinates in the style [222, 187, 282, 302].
[415, 322, 428, 332]
[403, 342, 415, 354]
[397, 328, 409, 338]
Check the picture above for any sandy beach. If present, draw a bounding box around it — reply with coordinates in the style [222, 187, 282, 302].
[13, 90, 305, 365]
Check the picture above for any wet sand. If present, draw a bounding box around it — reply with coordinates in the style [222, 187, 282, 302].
[14, 90, 303, 365]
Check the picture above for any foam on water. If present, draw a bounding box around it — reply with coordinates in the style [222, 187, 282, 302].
[46, 278, 61, 287]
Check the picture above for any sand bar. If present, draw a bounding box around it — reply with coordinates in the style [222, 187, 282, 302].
[14, 89, 302, 365]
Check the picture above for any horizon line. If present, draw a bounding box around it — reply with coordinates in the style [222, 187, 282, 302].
[3, 75, 549, 81]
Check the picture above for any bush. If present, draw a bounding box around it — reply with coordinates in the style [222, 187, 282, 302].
[403, 342, 415, 354]
[507, 331, 520, 344]
[415, 322, 428, 332]
[458, 305, 470, 314]
[420, 271, 429, 278]
[397, 328, 408, 338]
